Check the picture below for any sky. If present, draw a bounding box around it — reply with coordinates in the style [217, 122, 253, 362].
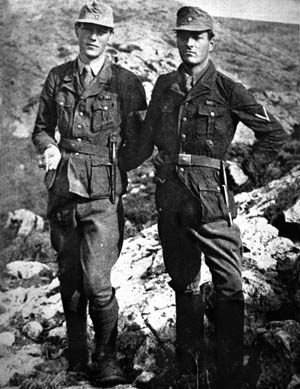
[180, 0, 300, 24]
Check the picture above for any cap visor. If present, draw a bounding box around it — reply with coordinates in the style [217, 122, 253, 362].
[173, 25, 212, 32]
[76, 18, 114, 28]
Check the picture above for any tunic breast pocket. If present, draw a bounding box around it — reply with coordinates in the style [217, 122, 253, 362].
[195, 105, 229, 139]
[159, 101, 178, 141]
[92, 95, 120, 133]
[160, 101, 176, 123]
[55, 92, 74, 132]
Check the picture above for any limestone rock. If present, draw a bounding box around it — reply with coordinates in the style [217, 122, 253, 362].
[6, 260, 50, 279]
[22, 321, 43, 340]
[0, 331, 15, 347]
[4, 209, 44, 237]
[254, 320, 300, 389]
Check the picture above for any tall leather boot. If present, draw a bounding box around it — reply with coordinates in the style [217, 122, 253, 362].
[175, 291, 205, 375]
[89, 289, 127, 387]
[214, 299, 244, 389]
[62, 293, 89, 372]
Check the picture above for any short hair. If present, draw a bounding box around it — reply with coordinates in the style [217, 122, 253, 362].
[176, 29, 215, 40]
[75, 22, 114, 34]
[207, 29, 215, 40]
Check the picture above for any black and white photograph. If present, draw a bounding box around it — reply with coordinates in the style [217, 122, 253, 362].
[0, 0, 299, 388]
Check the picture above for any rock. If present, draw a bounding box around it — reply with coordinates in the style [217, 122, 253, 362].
[287, 374, 300, 389]
[236, 165, 300, 220]
[48, 325, 66, 341]
[6, 260, 50, 279]
[4, 209, 44, 237]
[254, 320, 300, 389]
[284, 196, 300, 223]
[0, 331, 15, 347]
[0, 348, 43, 387]
[22, 321, 43, 340]
[21, 344, 43, 357]
[133, 335, 158, 372]
[135, 370, 156, 384]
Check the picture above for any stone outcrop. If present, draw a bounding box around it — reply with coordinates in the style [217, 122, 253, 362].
[0, 167, 300, 388]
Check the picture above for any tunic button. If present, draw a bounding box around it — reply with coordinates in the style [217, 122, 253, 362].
[182, 117, 187, 122]
[79, 112, 84, 116]
[180, 167, 184, 172]
[211, 112, 215, 117]
[181, 133, 186, 140]
[77, 138, 82, 142]
[77, 124, 82, 129]
[103, 106, 108, 111]
[75, 152, 79, 155]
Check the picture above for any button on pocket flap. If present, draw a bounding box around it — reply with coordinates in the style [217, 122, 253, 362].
[55, 92, 72, 107]
[198, 105, 228, 117]
[93, 100, 108, 111]
[161, 102, 174, 113]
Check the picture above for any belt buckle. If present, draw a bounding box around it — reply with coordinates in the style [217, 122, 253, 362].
[178, 153, 192, 166]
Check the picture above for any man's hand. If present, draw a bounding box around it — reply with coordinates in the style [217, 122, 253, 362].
[152, 151, 166, 170]
[42, 145, 61, 171]
[227, 161, 249, 187]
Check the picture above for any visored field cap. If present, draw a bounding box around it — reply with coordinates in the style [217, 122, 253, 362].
[174, 6, 214, 32]
[77, 1, 114, 28]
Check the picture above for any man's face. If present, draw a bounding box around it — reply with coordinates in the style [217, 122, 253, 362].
[177, 30, 214, 67]
[76, 23, 112, 61]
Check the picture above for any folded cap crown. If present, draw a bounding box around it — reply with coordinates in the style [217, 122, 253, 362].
[174, 6, 213, 32]
[77, 1, 114, 28]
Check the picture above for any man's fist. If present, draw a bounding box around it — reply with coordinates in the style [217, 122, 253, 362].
[42, 145, 61, 171]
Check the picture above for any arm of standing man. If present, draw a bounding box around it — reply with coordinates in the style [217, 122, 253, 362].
[229, 82, 286, 185]
[32, 69, 61, 170]
[117, 71, 151, 171]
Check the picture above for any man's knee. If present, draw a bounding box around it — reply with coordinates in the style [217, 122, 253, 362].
[89, 286, 115, 308]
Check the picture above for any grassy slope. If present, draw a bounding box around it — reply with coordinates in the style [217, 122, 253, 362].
[0, 0, 299, 245]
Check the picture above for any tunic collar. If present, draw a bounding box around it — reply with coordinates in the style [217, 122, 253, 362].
[77, 55, 106, 77]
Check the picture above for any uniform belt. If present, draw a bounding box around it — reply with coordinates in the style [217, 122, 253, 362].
[175, 153, 227, 169]
[59, 137, 108, 158]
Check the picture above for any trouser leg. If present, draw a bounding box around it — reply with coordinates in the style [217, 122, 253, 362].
[214, 299, 244, 389]
[158, 189, 244, 387]
[62, 295, 89, 370]
[157, 201, 205, 375]
[50, 204, 89, 370]
[194, 220, 244, 389]
[175, 291, 205, 374]
[77, 197, 126, 386]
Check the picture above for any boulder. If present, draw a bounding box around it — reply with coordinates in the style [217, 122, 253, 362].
[6, 260, 50, 279]
[4, 209, 44, 237]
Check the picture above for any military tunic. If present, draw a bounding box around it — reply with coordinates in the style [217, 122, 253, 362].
[142, 60, 285, 294]
[32, 56, 146, 306]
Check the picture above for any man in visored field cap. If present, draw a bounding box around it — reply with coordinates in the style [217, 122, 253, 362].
[136, 5, 286, 389]
[32, 1, 147, 386]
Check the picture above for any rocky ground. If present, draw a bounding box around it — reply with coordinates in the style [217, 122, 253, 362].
[1, 166, 300, 388]
[1, 0, 300, 388]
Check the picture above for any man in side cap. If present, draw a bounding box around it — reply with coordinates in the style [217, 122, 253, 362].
[138, 5, 286, 389]
[32, 1, 147, 386]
